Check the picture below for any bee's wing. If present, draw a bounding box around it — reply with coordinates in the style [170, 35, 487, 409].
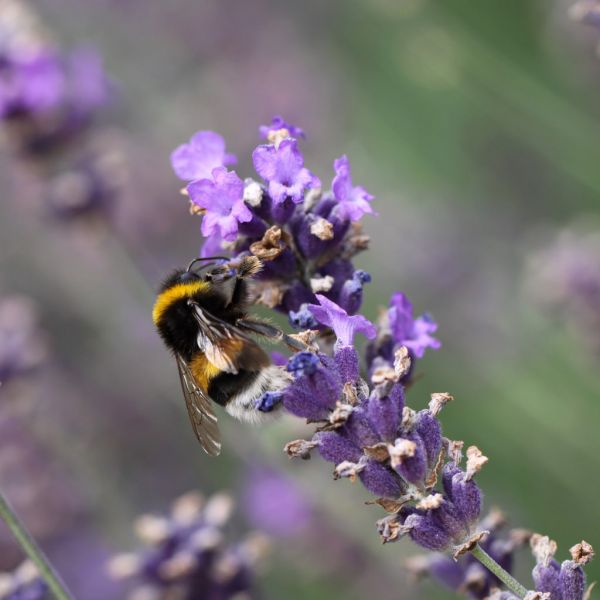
[176, 354, 222, 457]
[189, 302, 269, 373]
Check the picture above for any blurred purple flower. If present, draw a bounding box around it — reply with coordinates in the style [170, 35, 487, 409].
[187, 167, 252, 242]
[66, 47, 112, 113]
[171, 130, 237, 181]
[252, 138, 320, 205]
[243, 468, 312, 538]
[388, 292, 441, 359]
[307, 294, 376, 347]
[259, 115, 305, 140]
[0, 295, 46, 384]
[108, 491, 267, 600]
[331, 155, 375, 222]
[200, 230, 225, 258]
[0, 50, 65, 118]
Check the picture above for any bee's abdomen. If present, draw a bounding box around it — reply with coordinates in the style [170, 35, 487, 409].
[207, 370, 261, 406]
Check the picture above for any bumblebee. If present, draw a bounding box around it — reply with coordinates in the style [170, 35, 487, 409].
[152, 255, 303, 457]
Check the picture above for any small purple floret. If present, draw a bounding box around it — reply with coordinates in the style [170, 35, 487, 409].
[187, 167, 252, 242]
[259, 115, 305, 140]
[388, 292, 441, 359]
[307, 294, 376, 347]
[252, 138, 320, 205]
[171, 130, 237, 181]
[331, 155, 375, 222]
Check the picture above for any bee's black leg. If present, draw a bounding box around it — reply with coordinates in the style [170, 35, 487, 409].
[236, 318, 308, 352]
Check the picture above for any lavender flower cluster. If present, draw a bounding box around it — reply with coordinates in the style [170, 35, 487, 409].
[171, 118, 376, 321]
[108, 491, 268, 600]
[173, 119, 596, 599]
[0, 0, 119, 220]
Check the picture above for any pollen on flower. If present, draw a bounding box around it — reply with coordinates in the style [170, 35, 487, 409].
[310, 217, 334, 240]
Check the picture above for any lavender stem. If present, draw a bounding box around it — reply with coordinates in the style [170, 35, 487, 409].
[0, 492, 74, 600]
[470, 543, 529, 598]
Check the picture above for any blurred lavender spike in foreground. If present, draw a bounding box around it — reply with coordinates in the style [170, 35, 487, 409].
[108, 491, 269, 600]
[0, 560, 47, 600]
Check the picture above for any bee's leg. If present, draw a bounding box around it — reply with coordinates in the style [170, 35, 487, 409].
[236, 318, 308, 352]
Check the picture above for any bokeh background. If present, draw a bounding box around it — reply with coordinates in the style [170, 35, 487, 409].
[1, 0, 599, 598]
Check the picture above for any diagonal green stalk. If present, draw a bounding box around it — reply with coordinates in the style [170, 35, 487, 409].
[471, 543, 529, 599]
[0, 492, 74, 600]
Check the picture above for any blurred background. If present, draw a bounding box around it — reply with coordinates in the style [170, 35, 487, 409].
[1, 0, 599, 598]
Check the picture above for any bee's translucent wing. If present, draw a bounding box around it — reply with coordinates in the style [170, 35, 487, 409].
[176, 354, 222, 457]
[188, 301, 269, 374]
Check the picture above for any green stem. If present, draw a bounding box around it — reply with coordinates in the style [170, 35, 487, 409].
[471, 543, 529, 599]
[0, 492, 74, 600]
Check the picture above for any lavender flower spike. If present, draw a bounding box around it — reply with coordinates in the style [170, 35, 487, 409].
[307, 294, 376, 347]
[332, 155, 376, 222]
[252, 138, 320, 205]
[171, 130, 237, 181]
[187, 167, 252, 242]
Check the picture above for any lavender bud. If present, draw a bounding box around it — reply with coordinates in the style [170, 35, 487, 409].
[342, 407, 380, 448]
[338, 270, 371, 315]
[532, 559, 561, 598]
[283, 362, 343, 421]
[315, 431, 362, 464]
[358, 460, 405, 499]
[334, 344, 359, 384]
[414, 409, 442, 470]
[392, 433, 428, 486]
[430, 500, 469, 544]
[449, 469, 482, 526]
[366, 383, 404, 443]
[403, 512, 452, 552]
[559, 560, 586, 600]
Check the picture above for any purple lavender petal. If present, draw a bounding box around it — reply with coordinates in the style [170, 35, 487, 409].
[252, 139, 319, 205]
[171, 130, 237, 181]
[388, 292, 441, 359]
[187, 167, 252, 242]
[331, 155, 375, 222]
[307, 294, 376, 347]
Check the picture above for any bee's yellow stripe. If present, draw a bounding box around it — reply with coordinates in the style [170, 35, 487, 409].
[189, 353, 222, 389]
[152, 281, 209, 325]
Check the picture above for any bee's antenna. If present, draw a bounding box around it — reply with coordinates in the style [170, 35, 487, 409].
[186, 256, 230, 272]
